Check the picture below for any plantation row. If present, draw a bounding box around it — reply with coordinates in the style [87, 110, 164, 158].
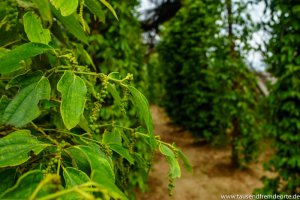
[149, 0, 300, 195]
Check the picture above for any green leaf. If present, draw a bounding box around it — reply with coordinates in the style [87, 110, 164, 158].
[159, 145, 181, 179]
[79, 145, 114, 178]
[107, 83, 121, 106]
[128, 86, 157, 149]
[2, 73, 51, 127]
[16, 0, 34, 8]
[57, 71, 87, 130]
[51, 6, 88, 44]
[0, 130, 50, 167]
[62, 167, 90, 200]
[102, 128, 122, 145]
[159, 144, 175, 157]
[76, 44, 96, 71]
[108, 72, 120, 80]
[2, 74, 50, 126]
[66, 145, 114, 181]
[0, 43, 53, 74]
[64, 146, 90, 173]
[178, 149, 192, 172]
[92, 170, 128, 200]
[166, 156, 181, 179]
[51, 0, 78, 16]
[0, 96, 10, 124]
[0, 169, 16, 194]
[109, 144, 134, 164]
[78, 115, 92, 132]
[0, 48, 9, 57]
[63, 167, 90, 188]
[85, 0, 106, 22]
[0, 170, 45, 199]
[99, 0, 118, 20]
[23, 12, 51, 44]
[32, 0, 52, 22]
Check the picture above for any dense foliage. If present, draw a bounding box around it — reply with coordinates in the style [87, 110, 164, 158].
[259, 67, 300, 194]
[157, 0, 262, 167]
[258, 0, 300, 194]
[0, 0, 190, 199]
[264, 0, 300, 77]
[158, 0, 221, 141]
[87, 0, 146, 84]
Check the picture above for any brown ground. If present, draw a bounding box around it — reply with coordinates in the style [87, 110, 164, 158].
[137, 105, 271, 200]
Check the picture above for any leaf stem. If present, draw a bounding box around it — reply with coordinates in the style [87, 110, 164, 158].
[1, 39, 21, 48]
[57, 155, 61, 176]
[31, 122, 59, 145]
[38, 182, 97, 200]
[114, 125, 173, 150]
[29, 174, 59, 200]
[44, 129, 101, 145]
[55, 70, 102, 77]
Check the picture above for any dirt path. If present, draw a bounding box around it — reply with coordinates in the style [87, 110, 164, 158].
[138, 105, 268, 200]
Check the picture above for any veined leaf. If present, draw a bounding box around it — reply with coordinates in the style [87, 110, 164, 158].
[109, 144, 134, 164]
[23, 12, 51, 44]
[108, 72, 120, 79]
[159, 144, 181, 179]
[159, 144, 175, 157]
[0, 48, 9, 57]
[166, 156, 181, 179]
[64, 146, 90, 173]
[76, 44, 96, 70]
[32, 0, 52, 22]
[99, 0, 118, 20]
[57, 71, 87, 130]
[63, 167, 90, 188]
[62, 167, 91, 200]
[51, 0, 78, 16]
[78, 115, 92, 132]
[51, 6, 88, 44]
[107, 83, 121, 106]
[78, 145, 114, 179]
[92, 170, 128, 200]
[0, 43, 53, 74]
[2, 73, 51, 127]
[178, 149, 192, 172]
[0, 170, 45, 199]
[102, 128, 122, 145]
[128, 86, 157, 149]
[0, 130, 50, 167]
[0, 96, 9, 125]
[85, 0, 105, 22]
[66, 145, 114, 181]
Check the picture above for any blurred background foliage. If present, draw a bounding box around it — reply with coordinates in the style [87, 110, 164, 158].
[143, 0, 300, 194]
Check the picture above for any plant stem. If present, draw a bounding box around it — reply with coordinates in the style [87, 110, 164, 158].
[74, 188, 95, 199]
[29, 174, 59, 200]
[57, 155, 61, 176]
[55, 70, 101, 77]
[31, 122, 59, 145]
[44, 129, 101, 145]
[38, 182, 97, 200]
[1, 39, 21, 48]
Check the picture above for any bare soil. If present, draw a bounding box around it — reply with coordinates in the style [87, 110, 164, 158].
[137, 105, 271, 200]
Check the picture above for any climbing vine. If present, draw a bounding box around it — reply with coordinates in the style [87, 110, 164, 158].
[257, 0, 300, 194]
[0, 0, 190, 199]
[157, 0, 262, 168]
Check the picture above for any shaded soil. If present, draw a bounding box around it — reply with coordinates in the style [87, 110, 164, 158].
[137, 105, 271, 200]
